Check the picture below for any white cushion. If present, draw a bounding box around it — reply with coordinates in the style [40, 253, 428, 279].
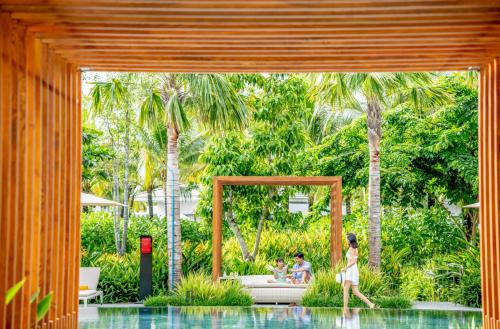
[245, 283, 307, 288]
[79, 290, 98, 298]
[245, 287, 307, 303]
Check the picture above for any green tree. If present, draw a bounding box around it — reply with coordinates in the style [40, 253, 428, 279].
[140, 74, 248, 288]
[198, 75, 313, 261]
[81, 126, 112, 193]
[313, 73, 450, 268]
[88, 76, 134, 255]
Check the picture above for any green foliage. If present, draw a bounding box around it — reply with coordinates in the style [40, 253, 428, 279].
[400, 267, 438, 301]
[376, 296, 412, 309]
[5, 278, 26, 305]
[382, 207, 463, 266]
[433, 238, 481, 307]
[82, 126, 112, 192]
[143, 295, 177, 307]
[5, 278, 53, 322]
[315, 76, 477, 206]
[81, 212, 214, 302]
[301, 267, 410, 309]
[81, 74, 481, 307]
[36, 292, 53, 321]
[144, 273, 253, 306]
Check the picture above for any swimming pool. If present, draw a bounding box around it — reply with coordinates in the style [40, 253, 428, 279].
[78, 306, 481, 328]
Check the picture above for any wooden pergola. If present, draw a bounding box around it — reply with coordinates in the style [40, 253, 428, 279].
[1, 1, 500, 328]
[211, 176, 342, 282]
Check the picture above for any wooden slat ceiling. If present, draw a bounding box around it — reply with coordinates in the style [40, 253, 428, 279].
[2, 0, 500, 72]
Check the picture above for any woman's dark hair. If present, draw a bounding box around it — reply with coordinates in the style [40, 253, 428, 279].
[294, 252, 304, 259]
[347, 233, 358, 249]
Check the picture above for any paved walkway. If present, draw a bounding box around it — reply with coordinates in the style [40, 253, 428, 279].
[411, 301, 481, 312]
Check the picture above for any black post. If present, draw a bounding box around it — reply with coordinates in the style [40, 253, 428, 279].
[139, 235, 153, 300]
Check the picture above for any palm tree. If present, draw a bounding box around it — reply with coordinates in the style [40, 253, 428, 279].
[89, 77, 132, 256]
[313, 73, 450, 269]
[140, 74, 248, 289]
[138, 125, 166, 218]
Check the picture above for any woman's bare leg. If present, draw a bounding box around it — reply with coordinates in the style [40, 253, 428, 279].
[351, 286, 374, 308]
[343, 281, 352, 310]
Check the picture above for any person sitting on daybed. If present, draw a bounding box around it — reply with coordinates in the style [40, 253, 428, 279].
[267, 257, 288, 283]
[289, 252, 312, 284]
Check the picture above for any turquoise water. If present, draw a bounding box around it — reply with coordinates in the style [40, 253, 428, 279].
[78, 306, 481, 329]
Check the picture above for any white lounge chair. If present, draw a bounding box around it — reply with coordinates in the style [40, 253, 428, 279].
[240, 275, 309, 304]
[79, 267, 103, 307]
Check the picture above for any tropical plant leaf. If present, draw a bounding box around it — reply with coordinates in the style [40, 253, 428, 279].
[5, 278, 26, 305]
[36, 292, 53, 322]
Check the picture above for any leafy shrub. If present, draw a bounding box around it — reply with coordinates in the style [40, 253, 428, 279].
[382, 207, 463, 266]
[81, 250, 169, 303]
[144, 273, 253, 306]
[434, 238, 481, 307]
[81, 212, 117, 254]
[400, 267, 437, 301]
[89, 253, 140, 303]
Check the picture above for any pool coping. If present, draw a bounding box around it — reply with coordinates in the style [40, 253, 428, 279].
[79, 301, 481, 312]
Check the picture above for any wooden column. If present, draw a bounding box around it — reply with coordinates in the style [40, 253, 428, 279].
[330, 180, 343, 266]
[212, 177, 223, 282]
[479, 59, 500, 329]
[0, 14, 81, 328]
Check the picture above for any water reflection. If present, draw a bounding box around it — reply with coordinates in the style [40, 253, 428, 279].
[78, 306, 482, 329]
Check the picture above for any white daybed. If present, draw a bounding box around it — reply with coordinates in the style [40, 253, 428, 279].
[240, 275, 308, 304]
[79, 267, 104, 307]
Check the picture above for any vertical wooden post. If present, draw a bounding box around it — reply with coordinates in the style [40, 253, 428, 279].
[212, 177, 223, 282]
[479, 59, 500, 329]
[330, 179, 343, 266]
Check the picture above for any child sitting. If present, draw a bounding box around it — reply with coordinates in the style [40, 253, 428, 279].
[267, 257, 289, 283]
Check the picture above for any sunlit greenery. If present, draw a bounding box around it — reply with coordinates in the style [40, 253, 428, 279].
[81, 72, 479, 307]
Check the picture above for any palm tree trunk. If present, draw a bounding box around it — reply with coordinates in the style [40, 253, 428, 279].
[120, 108, 130, 256]
[166, 126, 182, 289]
[367, 100, 382, 269]
[147, 185, 154, 218]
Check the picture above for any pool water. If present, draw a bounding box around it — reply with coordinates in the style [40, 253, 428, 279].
[78, 306, 481, 329]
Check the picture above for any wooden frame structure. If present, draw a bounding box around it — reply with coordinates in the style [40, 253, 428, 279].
[1, 1, 500, 328]
[211, 176, 342, 282]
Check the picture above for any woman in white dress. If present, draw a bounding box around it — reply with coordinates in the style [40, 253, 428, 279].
[342, 233, 376, 311]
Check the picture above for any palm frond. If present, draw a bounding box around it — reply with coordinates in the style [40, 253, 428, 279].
[182, 74, 249, 131]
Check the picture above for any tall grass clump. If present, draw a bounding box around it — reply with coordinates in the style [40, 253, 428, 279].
[144, 273, 253, 307]
[302, 265, 392, 308]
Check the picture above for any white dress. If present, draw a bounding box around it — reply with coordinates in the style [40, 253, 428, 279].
[345, 250, 359, 285]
